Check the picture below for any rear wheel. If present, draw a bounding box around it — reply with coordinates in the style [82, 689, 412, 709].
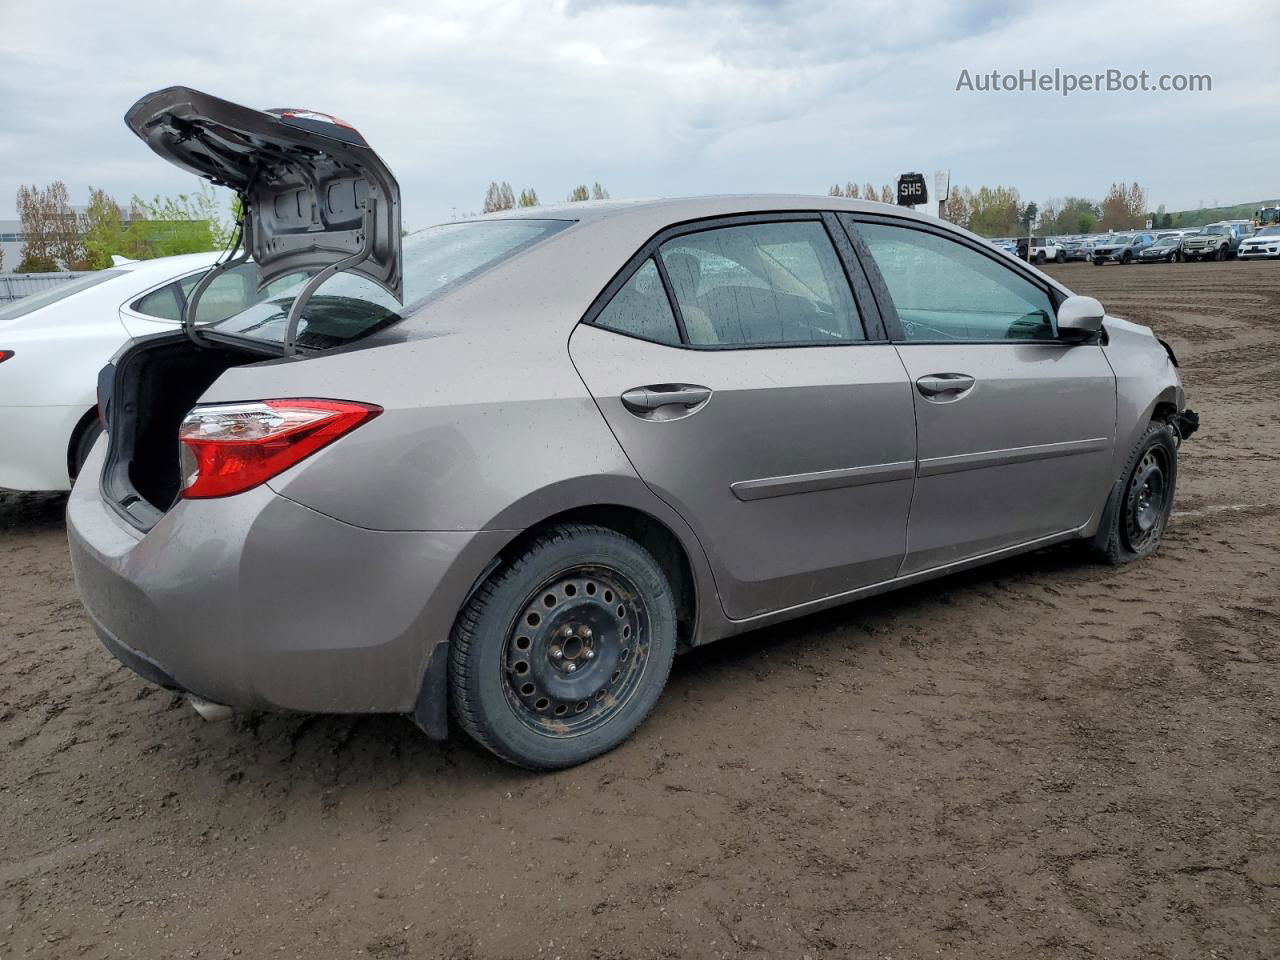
[1090, 421, 1178, 565]
[449, 524, 677, 770]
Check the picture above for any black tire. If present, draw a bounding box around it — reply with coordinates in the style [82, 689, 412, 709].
[1055, 251, 1066, 264]
[449, 523, 677, 770]
[1093, 259, 1104, 266]
[1090, 421, 1178, 565]
[1034, 251, 1046, 265]
[68, 416, 103, 482]
[1121, 251, 1133, 264]
[1215, 245, 1227, 262]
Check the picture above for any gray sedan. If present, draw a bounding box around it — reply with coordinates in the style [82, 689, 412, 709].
[69, 88, 1199, 769]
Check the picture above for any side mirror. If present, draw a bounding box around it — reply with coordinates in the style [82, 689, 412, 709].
[1057, 295, 1105, 342]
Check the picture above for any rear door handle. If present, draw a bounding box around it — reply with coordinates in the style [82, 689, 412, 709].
[621, 384, 712, 415]
[916, 373, 975, 397]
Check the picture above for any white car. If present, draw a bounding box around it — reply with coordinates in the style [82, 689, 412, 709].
[0, 253, 305, 491]
[1028, 238, 1067, 264]
[1237, 225, 1280, 260]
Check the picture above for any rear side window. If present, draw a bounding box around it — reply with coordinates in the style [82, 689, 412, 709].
[659, 221, 864, 346]
[856, 222, 1056, 342]
[593, 259, 681, 345]
[134, 283, 184, 320]
[206, 219, 570, 349]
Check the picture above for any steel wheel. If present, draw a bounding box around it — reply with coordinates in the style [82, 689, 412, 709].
[449, 523, 678, 769]
[503, 565, 651, 736]
[1123, 445, 1171, 552]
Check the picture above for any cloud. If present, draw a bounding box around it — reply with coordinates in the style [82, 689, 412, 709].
[0, 0, 1275, 227]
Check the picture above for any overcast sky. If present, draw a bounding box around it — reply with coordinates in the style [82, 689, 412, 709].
[2, 0, 1276, 227]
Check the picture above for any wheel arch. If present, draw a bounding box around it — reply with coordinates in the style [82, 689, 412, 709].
[66, 405, 102, 481]
[413, 485, 721, 741]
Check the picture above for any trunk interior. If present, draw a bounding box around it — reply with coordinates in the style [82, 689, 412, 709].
[102, 333, 265, 530]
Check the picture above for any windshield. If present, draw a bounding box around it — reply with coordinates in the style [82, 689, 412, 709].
[205, 218, 571, 349]
[1109, 235, 1136, 244]
[1153, 237, 1179, 247]
[1203, 226, 1229, 235]
[0, 269, 125, 322]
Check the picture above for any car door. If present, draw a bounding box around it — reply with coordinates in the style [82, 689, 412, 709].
[569, 213, 917, 620]
[840, 213, 1117, 575]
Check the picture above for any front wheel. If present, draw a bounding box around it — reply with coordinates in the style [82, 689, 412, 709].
[1055, 251, 1066, 264]
[1090, 421, 1178, 565]
[449, 524, 677, 770]
[1034, 251, 1046, 265]
[1215, 246, 1227, 262]
[1121, 251, 1133, 264]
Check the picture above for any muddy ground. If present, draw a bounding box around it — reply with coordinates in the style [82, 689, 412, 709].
[1, 260, 1277, 959]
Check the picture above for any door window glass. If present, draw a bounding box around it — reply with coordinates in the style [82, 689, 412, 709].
[659, 221, 864, 346]
[857, 222, 1057, 342]
[593, 258, 681, 345]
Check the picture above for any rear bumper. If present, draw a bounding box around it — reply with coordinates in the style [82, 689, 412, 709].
[67, 444, 513, 716]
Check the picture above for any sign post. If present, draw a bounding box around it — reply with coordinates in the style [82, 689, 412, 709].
[897, 172, 928, 208]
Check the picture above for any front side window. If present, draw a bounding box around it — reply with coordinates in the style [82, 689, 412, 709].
[593, 258, 681, 345]
[855, 222, 1056, 342]
[658, 221, 864, 347]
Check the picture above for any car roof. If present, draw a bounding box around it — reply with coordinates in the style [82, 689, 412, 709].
[446, 194, 929, 228]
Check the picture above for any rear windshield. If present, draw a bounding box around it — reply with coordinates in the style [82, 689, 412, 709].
[205, 219, 570, 349]
[0, 270, 125, 321]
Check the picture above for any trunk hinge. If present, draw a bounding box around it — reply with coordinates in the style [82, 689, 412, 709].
[280, 197, 380, 357]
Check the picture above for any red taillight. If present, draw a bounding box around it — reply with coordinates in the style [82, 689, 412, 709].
[178, 399, 381, 500]
[0, 350, 13, 364]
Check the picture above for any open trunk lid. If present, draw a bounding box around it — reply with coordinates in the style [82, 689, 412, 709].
[125, 86, 402, 305]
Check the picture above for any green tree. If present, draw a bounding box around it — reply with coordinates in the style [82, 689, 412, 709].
[828, 184, 843, 197]
[567, 185, 590, 202]
[517, 188, 540, 207]
[591, 182, 610, 201]
[966, 186, 1022, 236]
[941, 186, 974, 230]
[1019, 201, 1038, 231]
[126, 188, 223, 258]
[80, 188, 129, 269]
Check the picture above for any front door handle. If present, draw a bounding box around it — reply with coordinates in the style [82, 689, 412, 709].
[916, 373, 976, 398]
[621, 384, 712, 416]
